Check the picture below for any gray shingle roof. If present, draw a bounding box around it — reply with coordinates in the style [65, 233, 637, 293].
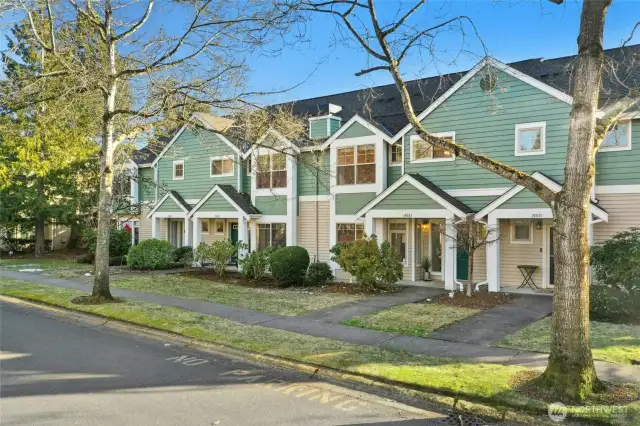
[217, 185, 261, 215]
[169, 190, 192, 212]
[408, 174, 474, 214]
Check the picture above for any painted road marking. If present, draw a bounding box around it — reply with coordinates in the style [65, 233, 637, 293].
[165, 355, 209, 366]
[219, 369, 370, 412]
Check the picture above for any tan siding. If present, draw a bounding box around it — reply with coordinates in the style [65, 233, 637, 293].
[472, 245, 487, 282]
[499, 222, 544, 288]
[593, 193, 640, 244]
[159, 219, 167, 240]
[298, 201, 331, 263]
[200, 219, 235, 244]
[139, 208, 152, 241]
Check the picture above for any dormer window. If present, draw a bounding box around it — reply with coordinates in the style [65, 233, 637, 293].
[600, 121, 631, 151]
[337, 145, 375, 185]
[389, 144, 402, 165]
[257, 153, 287, 189]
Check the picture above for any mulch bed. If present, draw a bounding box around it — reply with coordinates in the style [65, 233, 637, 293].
[181, 271, 394, 295]
[510, 370, 640, 406]
[433, 291, 515, 310]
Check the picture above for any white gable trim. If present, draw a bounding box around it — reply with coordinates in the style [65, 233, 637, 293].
[474, 171, 608, 221]
[355, 174, 467, 218]
[392, 57, 575, 143]
[243, 128, 300, 160]
[186, 185, 251, 220]
[319, 114, 392, 150]
[150, 125, 188, 167]
[146, 192, 189, 218]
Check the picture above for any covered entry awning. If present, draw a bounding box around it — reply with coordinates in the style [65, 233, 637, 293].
[187, 184, 261, 220]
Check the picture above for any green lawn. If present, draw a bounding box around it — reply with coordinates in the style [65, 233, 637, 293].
[0, 258, 87, 271]
[2, 278, 638, 425]
[343, 302, 480, 336]
[112, 275, 363, 316]
[498, 317, 640, 365]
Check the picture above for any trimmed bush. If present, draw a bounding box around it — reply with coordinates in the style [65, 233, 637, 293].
[239, 247, 273, 281]
[173, 246, 194, 266]
[82, 227, 131, 257]
[269, 246, 310, 286]
[591, 227, 640, 294]
[128, 239, 175, 270]
[306, 262, 333, 286]
[591, 285, 640, 324]
[333, 238, 403, 291]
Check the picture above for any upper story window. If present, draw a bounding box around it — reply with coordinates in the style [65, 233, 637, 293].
[515, 122, 546, 156]
[510, 220, 533, 244]
[410, 132, 454, 163]
[173, 160, 184, 180]
[337, 144, 375, 185]
[389, 144, 402, 165]
[210, 156, 234, 177]
[244, 158, 251, 175]
[257, 153, 287, 189]
[600, 121, 631, 151]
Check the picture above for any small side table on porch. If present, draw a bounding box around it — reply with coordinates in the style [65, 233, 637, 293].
[517, 265, 539, 290]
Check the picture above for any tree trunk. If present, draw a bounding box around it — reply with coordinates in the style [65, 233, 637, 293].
[34, 177, 45, 257]
[66, 222, 80, 249]
[541, 0, 610, 400]
[92, 4, 117, 301]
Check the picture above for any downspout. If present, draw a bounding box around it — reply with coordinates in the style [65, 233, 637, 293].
[315, 152, 319, 263]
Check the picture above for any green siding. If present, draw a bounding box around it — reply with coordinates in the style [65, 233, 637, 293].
[242, 171, 251, 195]
[157, 128, 238, 199]
[373, 183, 442, 210]
[138, 167, 155, 203]
[335, 192, 376, 215]
[403, 66, 572, 190]
[455, 195, 499, 212]
[310, 119, 328, 139]
[337, 121, 374, 139]
[199, 192, 235, 212]
[155, 196, 184, 213]
[298, 151, 330, 196]
[595, 119, 640, 185]
[387, 166, 402, 186]
[255, 195, 287, 215]
[501, 189, 548, 209]
[329, 118, 341, 136]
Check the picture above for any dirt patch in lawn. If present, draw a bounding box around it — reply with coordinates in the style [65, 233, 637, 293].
[181, 271, 394, 295]
[3, 248, 88, 261]
[433, 291, 515, 310]
[510, 370, 640, 406]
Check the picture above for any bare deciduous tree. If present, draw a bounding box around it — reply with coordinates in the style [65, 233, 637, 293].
[291, 0, 640, 399]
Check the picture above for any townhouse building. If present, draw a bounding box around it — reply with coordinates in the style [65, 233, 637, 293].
[119, 46, 640, 292]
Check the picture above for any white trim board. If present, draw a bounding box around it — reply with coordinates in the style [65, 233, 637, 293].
[317, 114, 393, 150]
[596, 185, 640, 194]
[187, 185, 253, 220]
[392, 57, 575, 143]
[146, 192, 190, 218]
[242, 128, 300, 160]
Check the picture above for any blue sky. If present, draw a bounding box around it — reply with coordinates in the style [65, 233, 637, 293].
[2, 1, 639, 106]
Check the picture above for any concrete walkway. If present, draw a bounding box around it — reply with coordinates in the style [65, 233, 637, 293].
[427, 295, 553, 345]
[1, 270, 638, 386]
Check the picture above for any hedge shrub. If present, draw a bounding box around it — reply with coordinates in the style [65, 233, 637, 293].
[269, 246, 310, 286]
[173, 246, 194, 266]
[306, 262, 333, 286]
[333, 238, 403, 291]
[194, 240, 236, 276]
[239, 247, 273, 281]
[82, 227, 131, 257]
[128, 239, 175, 270]
[591, 227, 640, 294]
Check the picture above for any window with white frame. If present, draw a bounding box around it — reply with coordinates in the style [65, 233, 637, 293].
[201, 219, 210, 234]
[510, 220, 533, 244]
[411, 133, 454, 162]
[600, 121, 631, 151]
[337, 144, 376, 185]
[210, 156, 234, 177]
[515, 122, 546, 156]
[389, 144, 402, 165]
[257, 153, 287, 189]
[173, 160, 184, 180]
[389, 222, 408, 262]
[336, 223, 365, 243]
[214, 220, 225, 235]
[257, 223, 286, 251]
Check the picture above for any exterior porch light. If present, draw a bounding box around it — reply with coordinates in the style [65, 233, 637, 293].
[536, 220, 543, 230]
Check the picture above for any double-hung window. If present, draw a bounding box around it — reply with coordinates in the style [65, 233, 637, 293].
[337, 144, 375, 185]
[389, 144, 402, 166]
[173, 160, 184, 180]
[336, 223, 365, 243]
[515, 122, 546, 156]
[210, 156, 234, 177]
[411, 133, 454, 162]
[600, 121, 631, 151]
[257, 223, 286, 251]
[257, 153, 287, 189]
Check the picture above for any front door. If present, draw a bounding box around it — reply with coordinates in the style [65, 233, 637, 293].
[230, 223, 239, 265]
[456, 250, 469, 281]
[169, 220, 183, 248]
[549, 227, 555, 286]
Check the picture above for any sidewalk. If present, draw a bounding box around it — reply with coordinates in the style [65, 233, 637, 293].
[1, 270, 637, 386]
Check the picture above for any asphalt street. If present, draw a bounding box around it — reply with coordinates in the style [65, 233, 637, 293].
[0, 300, 487, 426]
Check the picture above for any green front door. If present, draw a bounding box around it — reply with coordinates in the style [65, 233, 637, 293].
[456, 250, 469, 280]
[230, 223, 239, 265]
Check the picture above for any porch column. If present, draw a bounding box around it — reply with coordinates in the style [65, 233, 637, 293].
[238, 218, 249, 268]
[487, 213, 500, 292]
[192, 217, 201, 248]
[184, 218, 192, 247]
[152, 217, 160, 239]
[365, 216, 375, 239]
[250, 221, 258, 252]
[444, 217, 456, 291]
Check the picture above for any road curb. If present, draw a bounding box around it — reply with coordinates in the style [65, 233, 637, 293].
[0, 294, 591, 425]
